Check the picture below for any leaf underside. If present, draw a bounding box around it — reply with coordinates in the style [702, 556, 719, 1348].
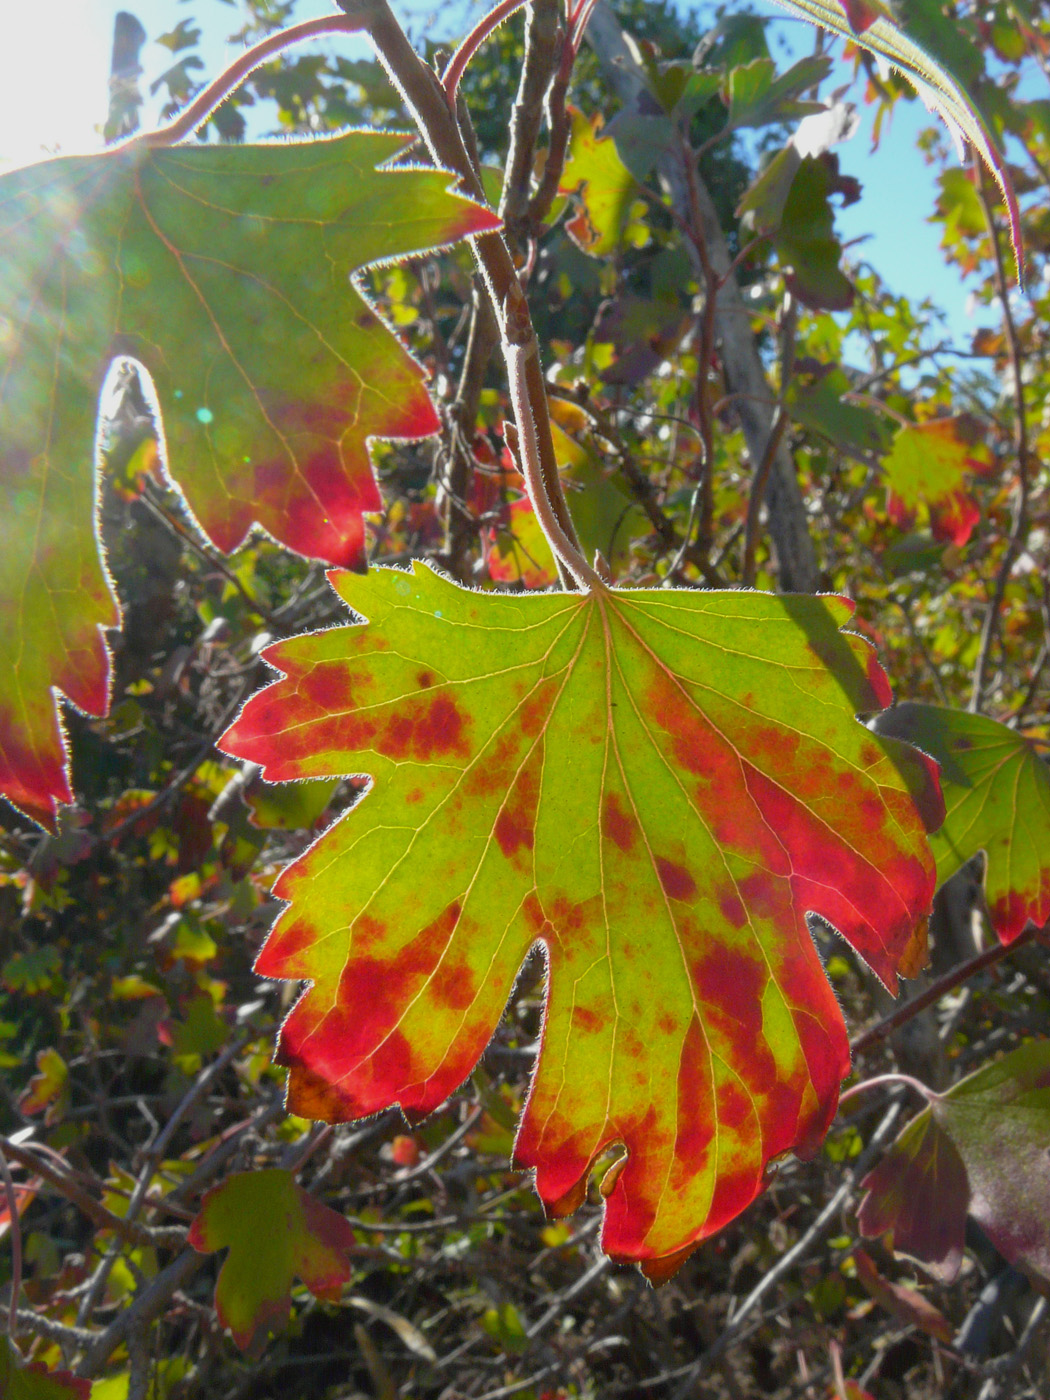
[223, 563, 940, 1278]
[872, 703, 1050, 943]
[0, 130, 497, 826]
[858, 1040, 1050, 1283]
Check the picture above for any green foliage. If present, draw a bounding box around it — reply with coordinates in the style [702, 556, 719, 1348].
[0, 0, 1048, 1394]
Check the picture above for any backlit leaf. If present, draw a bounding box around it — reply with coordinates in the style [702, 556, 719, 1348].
[871, 703, 1050, 942]
[0, 131, 498, 827]
[222, 563, 941, 1278]
[858, 1040, 1050, 1283]
[189, 1168, 356, 1349]
[881, 416, 994, 546]
[558, 108, 648, 256]
[724, 55, 830, 132]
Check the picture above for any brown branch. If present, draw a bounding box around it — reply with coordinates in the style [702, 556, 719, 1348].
[0, 1137, 185, 1251]
[501, 0, 560, 232]
[742, 295, 797, 587]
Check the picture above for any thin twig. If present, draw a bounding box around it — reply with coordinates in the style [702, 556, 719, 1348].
[849, 922, 1041, 1057]
[118, 15, 369, 150]
[0, 1142, 22, 1335]
[0, 1138, 184, 1251]
[723, 1100, 903, 1332]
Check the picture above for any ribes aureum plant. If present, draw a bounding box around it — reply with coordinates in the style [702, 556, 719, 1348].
[1, 1, 1046, 1380]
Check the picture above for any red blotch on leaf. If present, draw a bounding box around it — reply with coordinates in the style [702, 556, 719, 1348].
[602, 791, 638, 852]
[656, 856, 698, 902]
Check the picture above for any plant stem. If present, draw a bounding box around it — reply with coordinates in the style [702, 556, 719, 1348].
[505, 342, 605, 591]
[335, 0, 585, 586]
[0, 1142, 22, 1336]
[837, 1071, 931, 1110]
[124, 15, 369, 150]
[442, 0, 528, 105]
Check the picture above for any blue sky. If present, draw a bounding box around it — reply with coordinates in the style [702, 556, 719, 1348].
[0, 0, 991, 340]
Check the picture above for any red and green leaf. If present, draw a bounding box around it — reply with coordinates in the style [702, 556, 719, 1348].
[881, 416, 995, 546]
[0, 131, 497, 827]
[222, 563, 941, 1278]
[858, 1040, 1050, 1283]
[871, 703, 1050, 942]
[188, 1168, 356, 1349]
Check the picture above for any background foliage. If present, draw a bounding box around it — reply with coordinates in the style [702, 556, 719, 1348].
[1, 0, 1049, 1396]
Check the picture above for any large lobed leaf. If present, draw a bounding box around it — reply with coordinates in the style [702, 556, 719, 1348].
[858, 1040, 1050, 1283]
[223, 563, 942, 1277]
[0, 131, 497, 826]
[872, 703, 1050, 943]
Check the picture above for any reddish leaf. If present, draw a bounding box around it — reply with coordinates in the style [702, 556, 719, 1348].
[0, 131, 498, 826]
[858, 1040, 1050, 1283]
[853, 1247, 954, 1341]
[189, 1168, 356, 1349]
[871, 704, 1050, 943]
[222, 563, 941, 1278]
[18, 1047, 69, 1121]
[881, 416, 994, 547]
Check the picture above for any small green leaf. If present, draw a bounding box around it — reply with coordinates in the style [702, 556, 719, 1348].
[189, 1168, 356, 1349]
[871, 704, 1050, 943]
[2, 945, 61, 994]
[725, 55, 831, 131]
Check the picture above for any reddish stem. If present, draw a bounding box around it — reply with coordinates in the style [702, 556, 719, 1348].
[120, 14, 369, 150]
[837, 1071, 930, 1111]
[442, 0, 528, 106]
[567, 0, 600, 54]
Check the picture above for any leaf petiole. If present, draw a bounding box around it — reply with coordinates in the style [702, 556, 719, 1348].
[118, 14, 371, 151]
[504, 336, 607, 592]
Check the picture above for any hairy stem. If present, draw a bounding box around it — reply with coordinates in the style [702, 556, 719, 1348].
[126, 15, 369, 149]
[442, 0, 528, 105]
[837, 1071, 931, 1110]
[505, 342, 605, 591]
[335, 0, 584, 583]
